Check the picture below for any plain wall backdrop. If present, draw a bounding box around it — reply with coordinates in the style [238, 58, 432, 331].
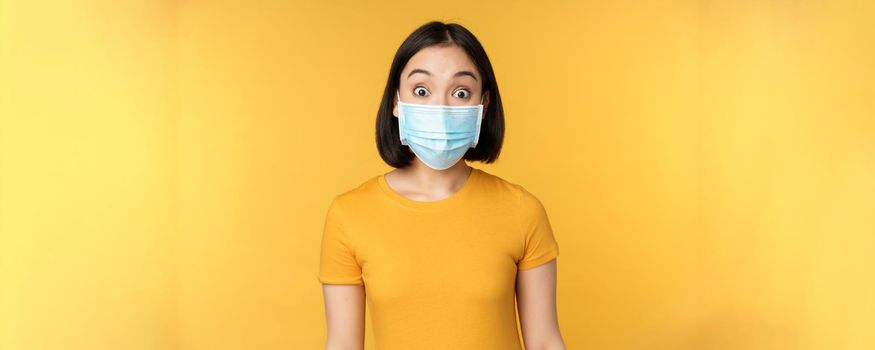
[1, 0, 873, 349]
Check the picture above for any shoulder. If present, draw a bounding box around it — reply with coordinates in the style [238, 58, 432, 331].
[473, 168, 542, 208]
[476, 170, 552, 243]
[331, 173, 383, 207]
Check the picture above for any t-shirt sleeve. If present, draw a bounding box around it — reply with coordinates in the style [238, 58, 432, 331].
[516, 186, 560, 270]
[318, 195, 364, 285]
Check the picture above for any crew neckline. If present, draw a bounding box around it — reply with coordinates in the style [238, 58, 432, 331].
[377, 167, 480, 211]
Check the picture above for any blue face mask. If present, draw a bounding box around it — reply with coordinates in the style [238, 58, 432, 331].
[396, 90, 485, 170]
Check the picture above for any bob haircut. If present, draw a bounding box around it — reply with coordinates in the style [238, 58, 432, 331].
[375, 21, 505, 168]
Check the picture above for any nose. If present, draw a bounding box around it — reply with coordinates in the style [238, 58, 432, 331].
[430, 94, 448, 106]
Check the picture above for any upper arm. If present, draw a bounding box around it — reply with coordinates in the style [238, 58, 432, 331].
[318, 196, 364, 285]
[516, 259, 565, 350]
[515, 186, 565, 349]
[516, 186, 560, 270]
[319, 195, 366, 349]
[322, 284, 365, 350]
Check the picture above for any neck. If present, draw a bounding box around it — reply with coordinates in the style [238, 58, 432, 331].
[401, 159, 473, 193]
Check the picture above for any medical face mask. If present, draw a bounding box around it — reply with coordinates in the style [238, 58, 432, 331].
[396, 90, 485, 170]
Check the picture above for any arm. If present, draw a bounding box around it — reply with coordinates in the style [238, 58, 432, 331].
[322, 284, 366, 350]
[516, 258, 566, 350]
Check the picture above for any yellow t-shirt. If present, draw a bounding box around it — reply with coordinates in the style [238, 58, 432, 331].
[318, 166, 560, 349]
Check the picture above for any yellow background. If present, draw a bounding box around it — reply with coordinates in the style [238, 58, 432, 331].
[1, 0, 873, 349]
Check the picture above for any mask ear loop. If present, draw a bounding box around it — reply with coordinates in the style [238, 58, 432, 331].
[473, 92, 486, 146]
[396, 89, 408, 146]
[478, 93, 486, 122]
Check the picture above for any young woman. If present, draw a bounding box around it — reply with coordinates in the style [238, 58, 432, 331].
[318, 21, 565, 350]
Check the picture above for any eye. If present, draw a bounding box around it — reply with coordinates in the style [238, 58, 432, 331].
[453, 89, 470, 99]
[413, 86, 429, 97]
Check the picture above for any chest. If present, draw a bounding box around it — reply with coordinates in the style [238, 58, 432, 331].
[351, 210, 523, 305]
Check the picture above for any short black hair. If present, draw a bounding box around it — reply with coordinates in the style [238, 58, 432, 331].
[375, 21, 505, 168]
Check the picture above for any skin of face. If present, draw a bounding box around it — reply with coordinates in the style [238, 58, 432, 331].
[392, 43, 490, 116]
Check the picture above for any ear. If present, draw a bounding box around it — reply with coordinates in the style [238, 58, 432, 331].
[482, 90, 490, 111]
[393, 99, 399, 118]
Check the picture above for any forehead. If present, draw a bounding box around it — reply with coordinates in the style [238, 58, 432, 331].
[402, 44, 479, 78]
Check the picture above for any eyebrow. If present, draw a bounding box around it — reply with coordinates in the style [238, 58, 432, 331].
[407, 68, 478, 81]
